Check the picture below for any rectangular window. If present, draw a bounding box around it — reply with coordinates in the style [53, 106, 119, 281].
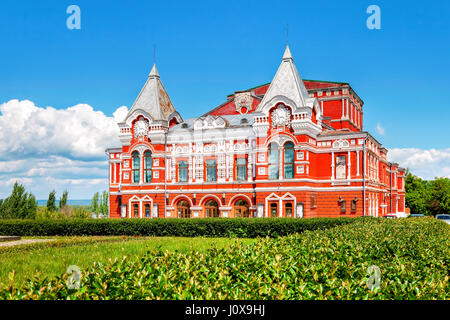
[178, 161, 188, 182]
[297, 152, 304, 160]
[296, 165, 304, 174]
[206, 159, 217, 182]
[236, 158, 247, 181]
[258, 167, 266, 175]
[153, 171, 159, 179]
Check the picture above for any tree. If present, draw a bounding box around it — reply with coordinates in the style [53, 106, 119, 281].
[429, 177, 450, 216]
[60, 190, 68, 210]
[47, 190, 57, 212]
[90, 192, 99, 216]
[25, 194, 37, 219]
[405, 170, 431, 215]
[101, 191, 109, 216]
[0, 182, 37, 219]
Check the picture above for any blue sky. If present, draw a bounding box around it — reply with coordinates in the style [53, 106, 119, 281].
[0, 0, 449, 199]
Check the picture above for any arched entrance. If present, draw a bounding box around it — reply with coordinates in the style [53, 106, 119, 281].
[234, 199, 250, 218]
[177, 200, 191, 218]
[205, 200, 219, 218]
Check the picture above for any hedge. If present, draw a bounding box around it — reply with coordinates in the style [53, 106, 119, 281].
[1, 218, 448, 299]
[0, 217, 357, 238]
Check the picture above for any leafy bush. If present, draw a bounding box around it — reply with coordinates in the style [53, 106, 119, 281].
[0, 217, 355, 238]
[35, 206, 93, 220]
[1, 218, 448, 300]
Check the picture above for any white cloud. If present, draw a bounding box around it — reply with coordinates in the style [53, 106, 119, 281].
[376, 123, 385, 136]
[388, 148, 450, 180]
[0, 99, 126, 160]
[0, 99, 128, 199]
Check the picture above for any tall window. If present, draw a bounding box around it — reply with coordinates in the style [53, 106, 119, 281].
[284, 202, 293, 217]
[178, 161, 188, 182]
[144, 150, 152, 183]
[236, 158, 247, 181]
[144, 204, 151, 218]
[270, 203, 278, 218]
[284, 142, 294, 179]
[206, 159, 217, 182]
[133, 203, 139, 218]
[268, 143, 279, 179]
[132, 151, 140, 183]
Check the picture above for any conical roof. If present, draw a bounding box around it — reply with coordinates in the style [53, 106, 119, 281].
[257, 45, 311, 112]
[125, 64, 176, 122]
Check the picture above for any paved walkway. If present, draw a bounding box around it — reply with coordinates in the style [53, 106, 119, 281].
[0, 239, 56, 247]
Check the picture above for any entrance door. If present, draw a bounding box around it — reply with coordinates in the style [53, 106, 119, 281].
[269, 202, 278, 218]
[177, 200, 191, 218]
[234, 200, 250, 218]
[205, 200, 219, 218]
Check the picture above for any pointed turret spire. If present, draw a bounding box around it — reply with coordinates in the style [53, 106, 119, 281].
[257, 45, 311, 113]
[282, 45, 293, 60]
[149, 64, 159, 78]
[124, 63, 177, 123]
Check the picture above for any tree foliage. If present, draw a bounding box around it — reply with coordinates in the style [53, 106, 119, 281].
[0, 182, 37, 219]
[405, 169, 450, 216]
[46, 190, 57, 212]
[59, 190, 68, 210]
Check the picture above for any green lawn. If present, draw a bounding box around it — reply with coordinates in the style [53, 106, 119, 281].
[0, 236, 254, 288]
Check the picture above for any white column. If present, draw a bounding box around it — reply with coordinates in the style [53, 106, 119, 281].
[347, 151, 351, 180]
[331, 151, 335, 180]
[278, 146, 283, 179]
[356, 150, 360, 176]
[341, 99, 345, 119]
[346, 99, 349, 119]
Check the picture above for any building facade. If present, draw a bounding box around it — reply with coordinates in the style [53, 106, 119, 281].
[106, 46, 406, 219]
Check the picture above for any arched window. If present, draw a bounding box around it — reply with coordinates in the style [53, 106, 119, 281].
[132, 151, 140, 183]
[284, 142, 294, 179]
[205, 199, 219, 218]
[234, 199, 250, 218]
[178, 161, 188, 182]
[144, 150, 152, 183]
[268, 143, 279, 180]
[177, 200, 190, 218]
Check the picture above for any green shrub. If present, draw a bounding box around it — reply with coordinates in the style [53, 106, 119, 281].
[1, 218, 448, 300]
[0, 217, 356, 238]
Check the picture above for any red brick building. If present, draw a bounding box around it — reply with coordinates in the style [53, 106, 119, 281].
[106, 46, 406, 219]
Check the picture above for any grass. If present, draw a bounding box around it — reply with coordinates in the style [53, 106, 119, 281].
[0, 236, 255, 288]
